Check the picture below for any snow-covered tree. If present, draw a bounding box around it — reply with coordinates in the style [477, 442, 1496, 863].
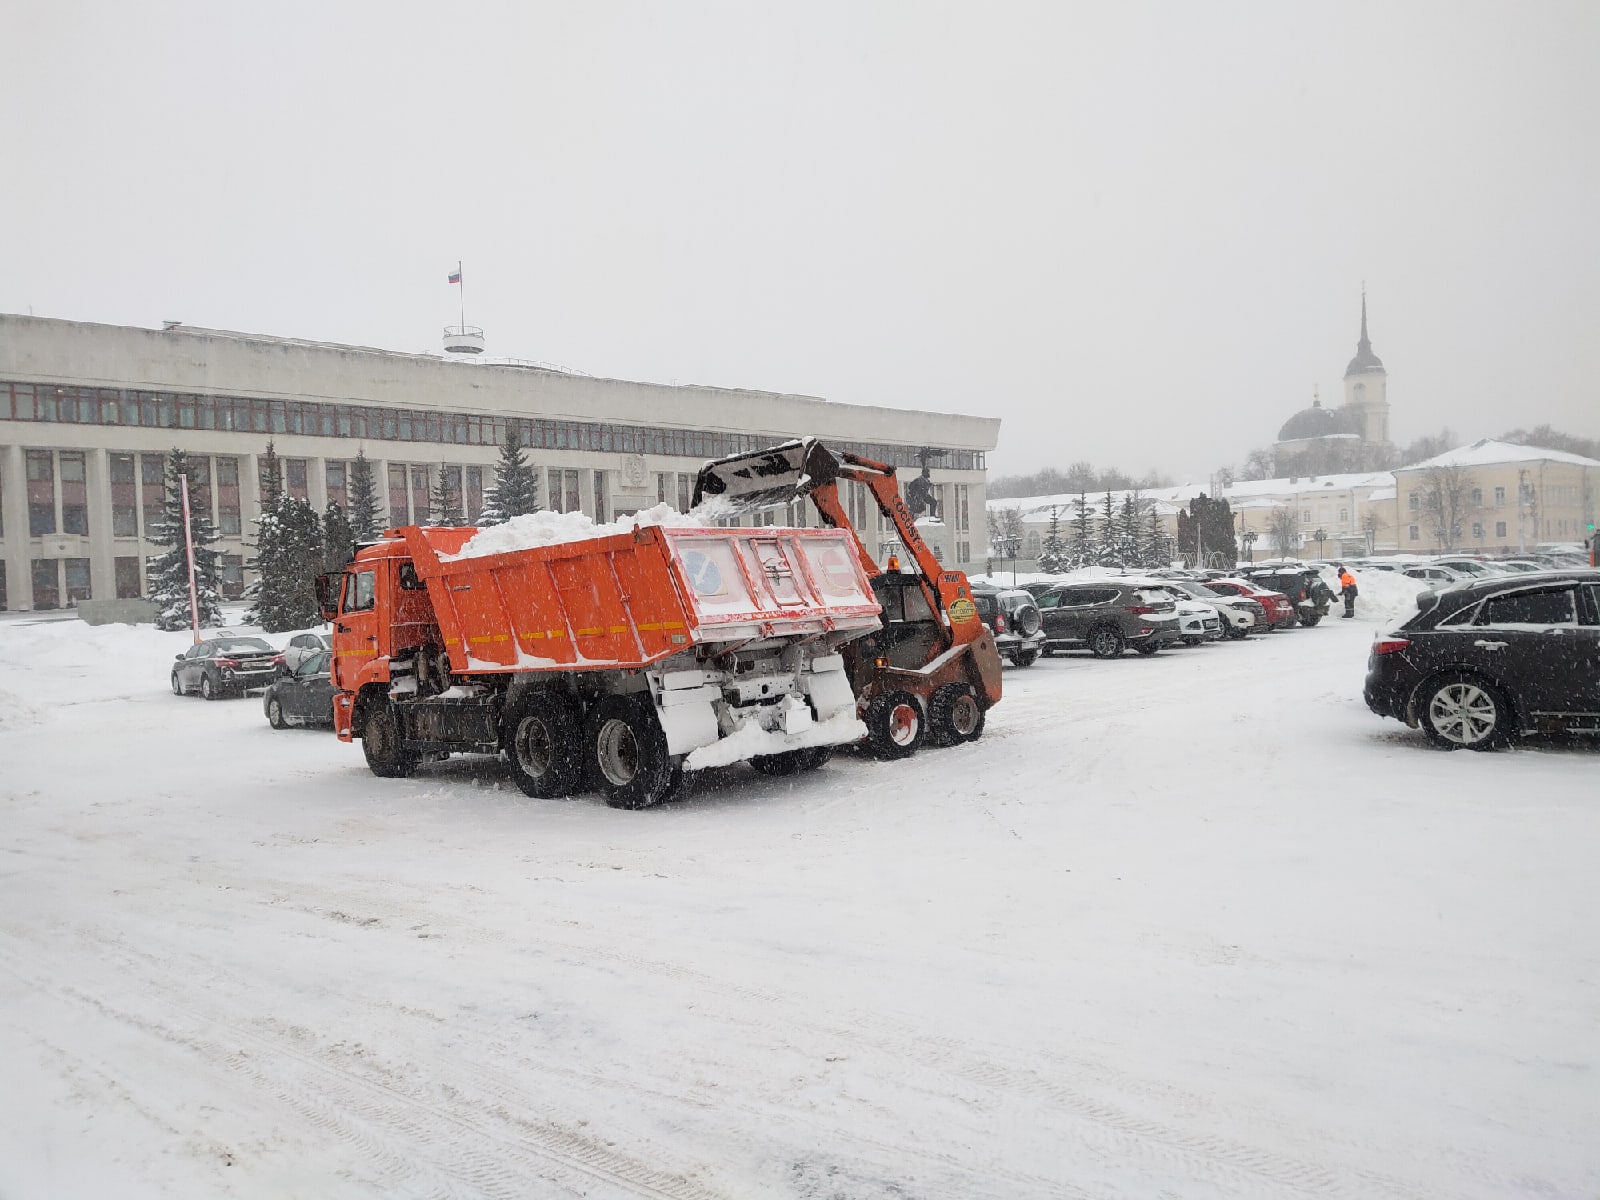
[1037, 505, 1067, 573]
[428, 463, 461, 527]
[146, 448, 224, 631]
[348, 449, 382, 539]
[249, 495, 325, 633]
[1096, 491, 1119, 565]
[1070, 492, 1093, 567]
[322, 499, 355, 573]
[480, 427, 540, 525]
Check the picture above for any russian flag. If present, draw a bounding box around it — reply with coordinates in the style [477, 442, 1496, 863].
[447, 268, 462, 284]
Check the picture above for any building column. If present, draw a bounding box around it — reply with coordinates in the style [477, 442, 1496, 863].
[86, 448, 115, 602]
[1, 443, 29, 609]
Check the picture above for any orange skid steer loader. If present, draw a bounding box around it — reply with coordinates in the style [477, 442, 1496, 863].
[695, 438, 1003, 758]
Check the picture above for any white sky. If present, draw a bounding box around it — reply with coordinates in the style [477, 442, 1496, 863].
[3, 1, 1596, 478]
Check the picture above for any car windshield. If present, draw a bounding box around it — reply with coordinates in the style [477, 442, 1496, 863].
[212, 639, 272, 654]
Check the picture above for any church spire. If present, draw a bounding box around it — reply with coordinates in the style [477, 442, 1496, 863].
[1358, 286, 1370, 355]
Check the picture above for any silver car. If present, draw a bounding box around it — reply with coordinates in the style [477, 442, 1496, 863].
[281, 632, 333, 673]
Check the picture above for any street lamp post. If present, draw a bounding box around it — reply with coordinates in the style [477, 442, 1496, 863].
[1314, 528, 1327, 560]
[1242, 530, 1257, 562]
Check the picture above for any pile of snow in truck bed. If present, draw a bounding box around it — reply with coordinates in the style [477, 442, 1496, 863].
[445, 500, 733, 560]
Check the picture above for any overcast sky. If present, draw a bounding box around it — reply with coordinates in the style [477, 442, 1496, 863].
[4, 1, 1596, 480]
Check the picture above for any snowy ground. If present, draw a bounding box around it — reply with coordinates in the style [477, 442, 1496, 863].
[2, 598, 1597, 1199]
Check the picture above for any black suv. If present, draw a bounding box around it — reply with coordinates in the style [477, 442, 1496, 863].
[971, 585, 1046, 667]
[1237, 566, 1333, 626]
[1365, 570, 1600, 749]
[1036, 581, 1180, 658]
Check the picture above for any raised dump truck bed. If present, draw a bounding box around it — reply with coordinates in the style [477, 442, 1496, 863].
[322, 517, 883, 808]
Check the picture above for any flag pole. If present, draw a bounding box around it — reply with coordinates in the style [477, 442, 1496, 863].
[180, 473, 201, 642]
[458, 259, 465, 329]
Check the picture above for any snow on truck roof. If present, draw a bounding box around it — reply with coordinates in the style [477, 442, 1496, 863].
[442, 500, 737, 560]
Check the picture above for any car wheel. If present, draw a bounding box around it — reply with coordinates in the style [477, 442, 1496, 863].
[1086, 626, 1125, 659]
[588, 694, 676, 809]
[864, 690, 925, 760]
[201, 673, 218, 701]
[504, 691, 586, 798]
[267, 697, 288, 730]
[927, 682, 985, 747]
[1181, 637, 1203, 647]
[1012, 647, 1040, 668]
[1133, 640, 1162, 656]
[362, 701, 419, 777]
[1418, 673, 1513, 751]
[171, 671, 184, 696]
[1299, 612, 1322, 627]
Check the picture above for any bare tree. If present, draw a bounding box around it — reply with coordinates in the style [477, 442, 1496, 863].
[1266, 505, 1300, 557]
[1420, 464, 1477, 551]
[989, 506, 1025, 557]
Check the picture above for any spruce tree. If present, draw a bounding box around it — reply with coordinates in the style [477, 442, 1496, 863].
[428, 463, 461, 527]
[1118, 492, 1142, 563]
[1096, 490, 1118, 564]
[322, 500, 355, 573]
[259, 440, 283, 507]
[1038, 505, 1066, 573]
[250, 496, 325, 632]
[348, 449, 382, 539]
[147, 448, 224, 632]
[1146, 504, 1167, 567]
[1070, 492, 1092, 567]
[480, 427, 540, 525]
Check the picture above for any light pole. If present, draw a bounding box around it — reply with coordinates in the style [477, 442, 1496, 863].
[1313, 528, 1327, 560]
[1242, 530, 1257, 562]
[1006, 536, 1021, 586]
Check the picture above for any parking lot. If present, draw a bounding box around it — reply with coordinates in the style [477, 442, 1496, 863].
[2, 610, 1597, 1198]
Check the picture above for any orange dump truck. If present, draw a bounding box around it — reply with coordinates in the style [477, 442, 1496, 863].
[317, 519, 883, 808]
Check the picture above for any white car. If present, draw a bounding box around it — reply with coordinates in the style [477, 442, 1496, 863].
[1162, 580, 1261, 638]
[1135, 582, 1224, 645]
[280, 632, 333, 673]
[1402, 564, 1465, 584]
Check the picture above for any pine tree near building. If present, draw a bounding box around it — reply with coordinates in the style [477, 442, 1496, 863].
[348, 449, 382, 540]
[428, 463, 461, 527]
[1146, 504, 1168, 567]
[480, 427, 541, 525]
[259, 440, 283, 507]
[1070, 492, 1093, 567]
[1096, 490, 1119, 565]
[1037, 505, 1067, 573]
[322, 500, 355, 573]
[249, 495, 325, 633]
[147, 448, 224, 632]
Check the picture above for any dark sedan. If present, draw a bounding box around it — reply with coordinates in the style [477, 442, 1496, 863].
[172, 636, 284, 699]
[263, 649, 337, 729]
[1365, 570, 1600, 749]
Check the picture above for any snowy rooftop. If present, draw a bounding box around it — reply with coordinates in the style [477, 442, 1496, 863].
[989, 471, 1397, 518]
[1403, 438, 1600, 471]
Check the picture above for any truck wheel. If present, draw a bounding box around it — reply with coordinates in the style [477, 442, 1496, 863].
[504, 692, 585, 798]
[589, 695, 675, 809]
[864, 690, 925, 759]
[928, 682, 985, 747]
[1087, 626, 1125, 659]
[362, 702, 418, 778]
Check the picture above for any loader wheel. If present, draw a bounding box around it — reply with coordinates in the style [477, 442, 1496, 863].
[751, 746, 832, 776]
[504, 691, 585, 798]
[588, 695, 675, 809]
[928, 682, 985, 747]
[362, 702, 418, 778]
[864, 690, 925, 760]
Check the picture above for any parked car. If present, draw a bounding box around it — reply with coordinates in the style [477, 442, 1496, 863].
[1161, 579, 1263, 638]
[1035, 581, 1180, 658]
[971, 585, 1047, 667]
[1427, 557, 1506, 578]
[1135, 583, 1222, 645]
[171, 636, 284, 699]
[263, 649, 337, 729]
[1204, 578, 1296, 630]
[1365, 570, 1600, 749]
[1402, 565, 1464, 585]
[281, 631, 333, 673]
[1236, 566, 1333, 626]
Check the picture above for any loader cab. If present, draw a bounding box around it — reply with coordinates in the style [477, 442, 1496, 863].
[860, 570, 942, 671]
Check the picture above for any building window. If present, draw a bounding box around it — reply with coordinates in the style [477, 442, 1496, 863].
[956, 540, 970, 564]
[955, 484, 971, 532]
[31, 559, 60, 609]
[656, 472, 668, 506]
[59, 452, 88, 535]
[1408, 525, 1419, 542]
[410, 466, 430, 524]
[1495, 521, 1507, 538]
[678, 475, 693, 513]
[1338, 507, 1348, 523]
[64, 558, 91, 604]
[388, 464, 409, 527]
[325, 460, 348, 509]
[1472, 522, 1484, 540]
[220, 554, 245, 599]
[115, 556, 142, 598]
[27, 450, 57, 536]
[440, 465, 463, 523]
[1408, 492, 1420, 512]
[142, 454, 166, 535]
[1470, 488, 1483, 507]
[1300, 508, 1311, 522]
[110, 453, 139, 536]
[285, 458, 309, 502]
[215, 456, 241, 535]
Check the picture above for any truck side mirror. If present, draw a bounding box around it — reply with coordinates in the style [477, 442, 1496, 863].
[315, 573, 341, 623]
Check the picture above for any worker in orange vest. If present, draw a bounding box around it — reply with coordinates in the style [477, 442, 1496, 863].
[1336, 565, 1358, 618]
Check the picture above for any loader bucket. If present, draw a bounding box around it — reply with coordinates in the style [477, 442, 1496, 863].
[692, 437, 841, 513]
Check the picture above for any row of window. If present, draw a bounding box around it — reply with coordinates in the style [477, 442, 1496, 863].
[0, 379, 986, 472]
[1407, 517, 1584, 542]
[1, 554, 248, 611]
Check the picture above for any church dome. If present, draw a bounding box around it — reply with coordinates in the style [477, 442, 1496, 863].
[1277, 401, 1360, 443]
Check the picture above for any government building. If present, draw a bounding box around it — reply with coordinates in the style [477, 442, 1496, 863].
[0, 315, 998, 611]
